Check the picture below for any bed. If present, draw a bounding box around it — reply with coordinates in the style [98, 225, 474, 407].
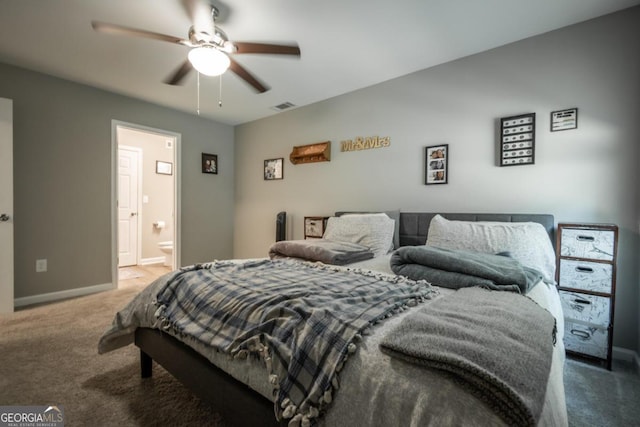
[99, 212, 567, 427]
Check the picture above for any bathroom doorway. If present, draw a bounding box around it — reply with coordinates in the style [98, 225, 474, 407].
[112, 121, 181, 289]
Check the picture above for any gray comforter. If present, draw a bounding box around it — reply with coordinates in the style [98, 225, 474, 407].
[380, 286, 557, 427]
[100, 259, 434, 426]
[390, 245, 543, 293]
[269, 238, 374, 265]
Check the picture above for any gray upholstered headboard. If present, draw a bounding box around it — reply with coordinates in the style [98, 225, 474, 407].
[335, 212, 555, 249]
[397, 213, 555, 248]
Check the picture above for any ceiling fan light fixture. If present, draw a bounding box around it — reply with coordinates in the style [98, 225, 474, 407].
[188, 46, 230, 76]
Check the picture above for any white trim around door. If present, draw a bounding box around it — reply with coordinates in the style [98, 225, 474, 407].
[111, 120, 181, 288]
[0, 98, 14, 313]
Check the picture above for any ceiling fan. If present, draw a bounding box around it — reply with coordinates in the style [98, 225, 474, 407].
[91, 0, 300, 93]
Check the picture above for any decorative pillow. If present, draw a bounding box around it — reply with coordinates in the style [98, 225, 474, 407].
[425, 214, 556, 284]
[324, 214, 395, 257]
[340, 210, 400, 249]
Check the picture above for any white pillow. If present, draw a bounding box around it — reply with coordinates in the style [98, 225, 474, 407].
[425, 214, 556, 284]
[324, 214, 395, 257]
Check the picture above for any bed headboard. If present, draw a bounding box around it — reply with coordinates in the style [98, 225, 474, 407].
[335, 212, 555, 249]
[397, 213, 555, 248]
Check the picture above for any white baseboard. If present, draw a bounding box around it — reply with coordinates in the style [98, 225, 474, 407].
[140, 257, 164, 265]
[14, 282, 115, 308]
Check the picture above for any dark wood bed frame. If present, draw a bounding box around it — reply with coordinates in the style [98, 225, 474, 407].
[135, 212, 555, 426]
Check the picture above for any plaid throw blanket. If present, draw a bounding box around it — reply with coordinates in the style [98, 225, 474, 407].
[154, 259, 435, 425]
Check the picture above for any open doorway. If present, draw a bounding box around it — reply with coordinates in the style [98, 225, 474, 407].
[111, 121, 181, 289]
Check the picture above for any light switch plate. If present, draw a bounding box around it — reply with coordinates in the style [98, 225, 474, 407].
[36, 259, 47, 272]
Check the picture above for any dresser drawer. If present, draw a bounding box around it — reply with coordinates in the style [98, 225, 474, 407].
[564, 320, 609, 359]
[559, 290, 610, 328]
[560, 228, 615, 261]
[558, 259, 613, 293]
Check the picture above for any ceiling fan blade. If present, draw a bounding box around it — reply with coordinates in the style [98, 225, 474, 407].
[228, 58, 269, 93]
[91, 21, 188, 45]
[164, 60, 193, 85]
[233, 42, 301, 56]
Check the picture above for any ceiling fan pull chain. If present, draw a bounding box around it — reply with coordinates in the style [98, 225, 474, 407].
[196, 71, 201, 115]
[218, 74, 223, 108]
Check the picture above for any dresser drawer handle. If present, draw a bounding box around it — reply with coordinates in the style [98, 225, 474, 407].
[576, 235, 595, 242]
[573, 298, 591, 305]
[570, 329, 591, 339]
[575, 266, 594, 274]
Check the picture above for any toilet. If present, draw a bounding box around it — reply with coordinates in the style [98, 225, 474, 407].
[158, 241, 173, 267]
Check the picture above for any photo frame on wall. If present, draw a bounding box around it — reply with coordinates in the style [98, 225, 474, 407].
[425, 144, 448, 185]
[156, 161, 172, 175]
[264, 158, 284, 180]
[499, 113, 536, 166]
[202, 153, 218, 174]
[551, 108, 578, 131]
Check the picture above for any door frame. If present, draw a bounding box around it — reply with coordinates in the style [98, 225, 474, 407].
[111, 120, 181, 288]
[0, 98, 13, 313]
[117, 145, 143, 267]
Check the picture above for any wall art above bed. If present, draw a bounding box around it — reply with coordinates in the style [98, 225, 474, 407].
[425, 144, 448, 185]
[551, 107, 578, 131]
[499, 113, 536, 166]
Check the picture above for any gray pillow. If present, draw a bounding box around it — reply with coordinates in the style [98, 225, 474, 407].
[338, 210, 400, 249]
[426, 214, 557, 284]
[324, 214, 396, 257]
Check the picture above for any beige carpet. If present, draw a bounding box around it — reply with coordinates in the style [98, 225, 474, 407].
[0, 284, 225, 426]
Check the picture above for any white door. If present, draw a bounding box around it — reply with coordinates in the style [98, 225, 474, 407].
[0, 98, 13, 313]
[118, 147, 140, 267]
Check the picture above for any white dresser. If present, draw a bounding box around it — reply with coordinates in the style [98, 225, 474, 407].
[556, 223, 618, 370]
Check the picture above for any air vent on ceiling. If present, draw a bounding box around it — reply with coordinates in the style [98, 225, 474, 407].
[271, 102, 296, 112]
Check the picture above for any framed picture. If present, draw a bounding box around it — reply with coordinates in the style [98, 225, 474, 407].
[202, 153, 218, 174]
[425, 144, 448, 185]
[304, 216, 328, 239]
[156, 161, 172, 175]
[551, 108, 578, 132]
[264, 158, 284, 180]
[499, 113, 536, 166]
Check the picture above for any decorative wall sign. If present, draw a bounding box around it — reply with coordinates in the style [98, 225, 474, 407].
[340, 136, 390, 152]
[202, 153, 218, 174]
[499, 113, 536, 166]
[425, 144, 448, 185]
[156, 161, 173, 175]
[264, 158, 284, 180]
[551, 108, 578, 131]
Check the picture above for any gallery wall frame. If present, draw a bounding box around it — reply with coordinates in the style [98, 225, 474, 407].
[499, 113, 536, 166]
[551, 108, 578, 131]
[425, 144, 448, 185]
[156, 161, 173, 175]
[202, 153, 218, 174]
[264, 158, 284, 180]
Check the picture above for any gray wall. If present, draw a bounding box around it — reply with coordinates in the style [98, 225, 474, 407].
[0, 62, 235, 298]
[234, 7, 640, 353]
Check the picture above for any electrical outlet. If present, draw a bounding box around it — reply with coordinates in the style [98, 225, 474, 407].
[36, 259, 47, 273]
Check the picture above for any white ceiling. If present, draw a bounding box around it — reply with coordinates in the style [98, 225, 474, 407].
[0, 0, 638, 125]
